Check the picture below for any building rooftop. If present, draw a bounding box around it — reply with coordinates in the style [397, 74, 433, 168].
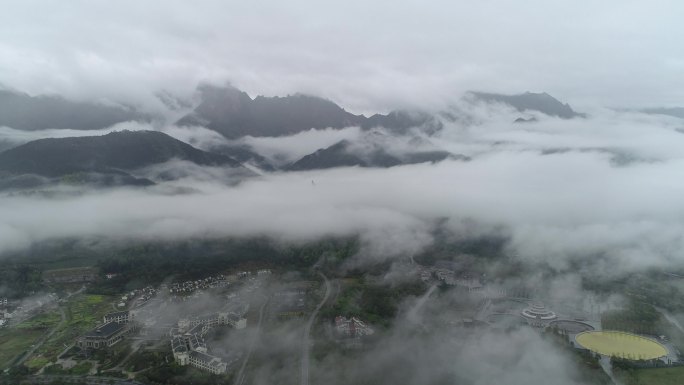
[84, 321, 126, 338]
[189, 351, 224, 367]
[104, 310, 129, 318]
[171, 336, 188, 353]
[187, 334, 206, 350]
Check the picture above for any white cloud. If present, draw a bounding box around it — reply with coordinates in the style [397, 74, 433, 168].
[0, 1, 683, 113]
[2, 102, 684, 275]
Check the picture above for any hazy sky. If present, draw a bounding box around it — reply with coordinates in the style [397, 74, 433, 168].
[1, 0, 683, 113]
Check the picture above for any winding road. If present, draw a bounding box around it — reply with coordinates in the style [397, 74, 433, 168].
[300, 272, 330, 385]
[656, 306, 684, 334]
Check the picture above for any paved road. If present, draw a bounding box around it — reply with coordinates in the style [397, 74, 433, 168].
[6, 374, 144, 385]
[300, 272, 330, 385]
[406, 284, 436, 325]
[598, 356, 623, 385]
[656, 306, 684, 334]
[234, 295, 268, 385]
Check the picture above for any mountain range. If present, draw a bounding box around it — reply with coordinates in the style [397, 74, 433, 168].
[175, 86, 590, 139]
[0, 89, 149, 131]
[640, 107, 684, 119]
[0, 130, 246, 190]
[0, 85, 588, 139]
[0, 85, 605, 190]
[287, 139, 466, 171]
[468, 91, 584, 119]
[176, 84, 438, 138]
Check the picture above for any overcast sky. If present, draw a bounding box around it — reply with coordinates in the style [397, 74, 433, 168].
[1, 0, 683, 113]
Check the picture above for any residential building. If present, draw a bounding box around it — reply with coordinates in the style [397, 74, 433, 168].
[171, 330, 228, 375]
[178, 312, 247, 332]
[188, 351, 227, 375]
[103, 310, 132, 324]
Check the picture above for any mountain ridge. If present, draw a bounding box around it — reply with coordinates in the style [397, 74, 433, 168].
[0, 130, 244, 183]
[176, 84, 438, 138]
[0, 89, 150, 131]
[468, 91, 584, 118]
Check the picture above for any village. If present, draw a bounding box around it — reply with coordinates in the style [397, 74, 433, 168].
[0, 265, 380, 383]
[3, 257, 684, 385]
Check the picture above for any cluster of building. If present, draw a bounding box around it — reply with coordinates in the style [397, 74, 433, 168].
[417, 262, 484, 292]
[171, 310, 246, 374]
[236, 269, 272, 279]
[177, 311, 247, 331]
[117, 286, 157, 308]
[168, 275, 229, 296]
[68, 270, 263, 376]
[334, 316, 374, 338]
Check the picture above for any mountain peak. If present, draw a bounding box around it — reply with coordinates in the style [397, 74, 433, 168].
[0, 89, 150, 131]
[0, 130, 242, 180]
[469, 91, 583, 119]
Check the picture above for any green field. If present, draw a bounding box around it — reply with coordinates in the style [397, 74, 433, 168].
[15, 311, 61, 331]
[27, 294, 113, 365]
[0, 328, 45, 369]
[0, 310, 62, 369]
[619, 366, 684, 385]
[0, 294, 115, 372]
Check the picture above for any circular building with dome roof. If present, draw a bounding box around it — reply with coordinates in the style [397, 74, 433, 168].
[521, 302, 557, 321]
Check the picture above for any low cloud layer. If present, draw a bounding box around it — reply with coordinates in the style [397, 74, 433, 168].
[2, 106, 684, 275]
[239, 127, 362, 165]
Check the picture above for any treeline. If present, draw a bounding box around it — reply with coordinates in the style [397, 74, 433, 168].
[584, 270, 684, 315]
[601, 300, 665, 335]
[0, 264, 43, 298]
[0, 236, 360, 297]
[92, 237, 359, 294]
[322, 279, 427, 327]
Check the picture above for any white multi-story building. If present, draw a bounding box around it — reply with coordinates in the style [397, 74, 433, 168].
[178, 312, 246, 332]
[103, 310, 133, 324]
[171, 331, 228, 375]
[188, 351, 227, 375]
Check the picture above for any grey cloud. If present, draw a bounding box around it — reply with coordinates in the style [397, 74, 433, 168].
[239, 127, 362, 166]
[0, 1, 683, 114]
[3, 107, 684, 275]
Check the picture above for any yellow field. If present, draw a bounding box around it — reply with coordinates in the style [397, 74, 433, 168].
[575, 331, 668, 360]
